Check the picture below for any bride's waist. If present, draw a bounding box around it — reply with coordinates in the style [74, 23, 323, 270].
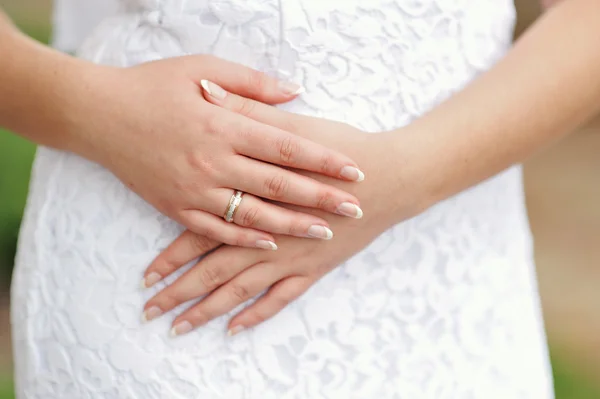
[77, 10, 281, 71]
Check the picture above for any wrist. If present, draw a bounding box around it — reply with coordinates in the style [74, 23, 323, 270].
[375, 128, 441, 224]
[0, 32, 109, 155]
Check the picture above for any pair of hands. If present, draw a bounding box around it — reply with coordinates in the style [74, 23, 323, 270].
[140, 84, 425, 337]
[70, 55, 429, 336]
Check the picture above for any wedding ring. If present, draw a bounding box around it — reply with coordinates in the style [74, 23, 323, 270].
[224, 190, 244, 223]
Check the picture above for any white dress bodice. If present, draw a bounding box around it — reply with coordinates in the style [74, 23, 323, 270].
[12, 1, 554, 398]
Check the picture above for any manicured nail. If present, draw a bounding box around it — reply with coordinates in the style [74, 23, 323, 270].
[141, 306, 163, 323]
[227, 325, 245, 337]
[170, 321, 193, 337]
[278, 80, 305, 96]
[256, 240, 278, 250]
[336, 203, 364, 219]
[340, 166, 365, 182]
[140, 272, 162, 289]
[307, 225, 333, 240]
[200, 79, 227, 100]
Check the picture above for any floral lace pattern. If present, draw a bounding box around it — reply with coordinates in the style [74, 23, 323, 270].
[12, 1, 554, 398]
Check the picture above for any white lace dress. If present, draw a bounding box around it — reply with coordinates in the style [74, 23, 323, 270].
[11, 1, 554, 398]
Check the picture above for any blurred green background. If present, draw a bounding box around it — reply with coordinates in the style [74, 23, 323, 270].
[1, 1, 600, 398]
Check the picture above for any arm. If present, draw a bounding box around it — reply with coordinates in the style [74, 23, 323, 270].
[0, 10, 88, 148]
[142, 0, 600, 335]
[392, 0, 600, 219]
[0, 9, 366, 248]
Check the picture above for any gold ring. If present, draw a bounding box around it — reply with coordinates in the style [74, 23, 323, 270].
[224, 190, 244, 223]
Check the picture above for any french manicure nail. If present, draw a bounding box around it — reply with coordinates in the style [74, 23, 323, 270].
[336, 203, 364, 219]
[340, 166, 365, 182]
[278, 80, 305, 96]
[307, 225, 334, 240]
[200, 79, 227, 100]
[227, 325, 245, 337]
[256, 240, 278, 250]
[170, 321, 193, 337]
[141, 272, 162, 289]
[141, 306, 163, 323]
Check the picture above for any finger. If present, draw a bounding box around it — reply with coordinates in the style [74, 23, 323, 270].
[178, 209, 277, 249]
[227, 276, 312, 335]
[230, 157, 364, 218]
[142, 246, 264, 323]
[200, 80, 365, 182]
[204, 189, 334, 239]
[141, 230, 220, 289]
[169, 263, 285, 337]
[185, 55, 304, 104]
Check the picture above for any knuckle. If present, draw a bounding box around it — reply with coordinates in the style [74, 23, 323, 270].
[160, 289, 181, 310]
[319, 152, 334, 174]
[230, 283, 251, 302]
[188, 309, 208, 325]
[286, 220, 303, 236]
[186, 151, 216, 175]
[202, 227, 219, 242]
[276, 136, 300, 164]
[247, 69, 268, 92]
[238, 206, 261, 228]
[233, 232, 250, 247]
[264, 175, 289, 199]
[237, 98, 257, 117]
[198, 265, 222, 288]
[315, 189, 335, 210]
[189, 234, 212, 252]
[204, 113, 225, 135]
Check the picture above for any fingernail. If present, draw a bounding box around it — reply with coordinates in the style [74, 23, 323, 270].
[336, 203, 364, 219]
[227, 325, 245, 337]
[278, 80, 305, 96]
[200, 79, 227, 100]
[340, 166, 365, 182]
[141, 306, 163, 323]
[170, 321, 193, 337]
[307, 225, 333, 240]
[140, 272, 162, 289]
[256, 240, 278, 250]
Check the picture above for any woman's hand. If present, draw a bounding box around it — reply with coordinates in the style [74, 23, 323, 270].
[62, 56, 365, 249]
[141, 84, 434, 333]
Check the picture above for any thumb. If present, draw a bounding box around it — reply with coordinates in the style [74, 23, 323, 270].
[185, 55, 305, 105]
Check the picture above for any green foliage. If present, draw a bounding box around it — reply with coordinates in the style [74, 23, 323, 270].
[0, 377, 14, 399]
[0, 131, 35, 286]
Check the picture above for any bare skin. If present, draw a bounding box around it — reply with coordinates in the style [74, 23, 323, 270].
[0, 10, 366, 249]
[140, 0, 600, 336]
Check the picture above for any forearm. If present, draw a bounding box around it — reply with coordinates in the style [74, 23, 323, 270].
[390, 0, 600, 213]
[0, 10, 93, 150]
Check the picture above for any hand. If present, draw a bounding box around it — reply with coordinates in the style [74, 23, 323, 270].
[65, 56, 366, 249]
[141, 84, 434, 334]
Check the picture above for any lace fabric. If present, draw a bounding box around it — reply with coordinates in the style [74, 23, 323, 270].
[12, 1, 554, 398]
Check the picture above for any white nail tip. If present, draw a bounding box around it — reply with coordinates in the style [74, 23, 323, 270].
[340, 166, 365, 182]
[200, 79, 212, 95]
[336, 203, 364, 219]
[353, 204, 364, 219]
[355, 169, 365, 182]
[256, 240, 278, 250]
[293, 86, 306, 95]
